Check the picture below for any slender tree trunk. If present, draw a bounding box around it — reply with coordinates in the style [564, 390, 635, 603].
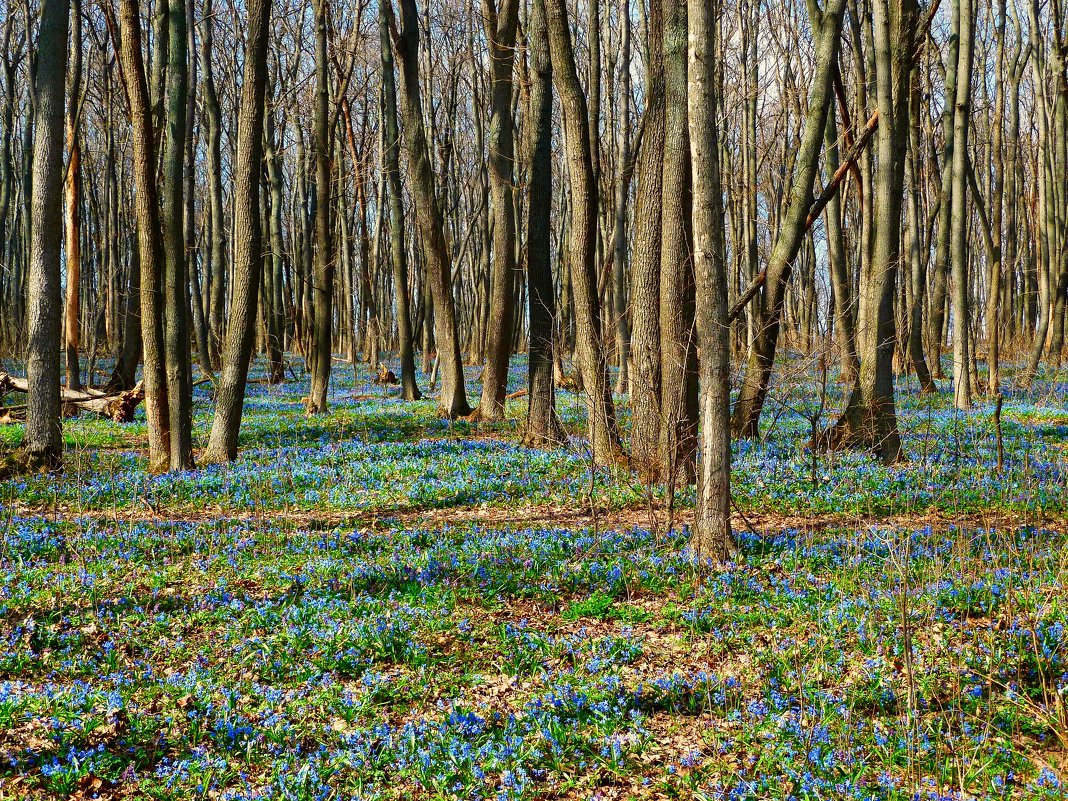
[824, 0, 916, 464]
[477, 0, 520, 420]
[906, 61, 935, 392]
[611, 0, 632, 395]
[544, 0, 621, 463]
[387, 0, 471, 417]
[825, 106, 858, 382]
[949, 0, 975, 410]
[928, 0, 960, 379]
[730, 0, 846, 438]
[306, 0, 335, 414]
[265, 107, 287, 384]
[113, 0, 172, 472]
[377, 11, 421, 400]
[199, 0, 227, 367]
[63, 0, 83, 392]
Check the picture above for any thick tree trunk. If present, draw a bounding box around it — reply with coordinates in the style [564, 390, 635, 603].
[202, 0, 272, 462]
[523, 0, 564, 447]
[162, 0, 195, 469]
[688, 0, 735, 561]
[628, 0, 666, 478]
[658, 0, 697, 483]
[22, 0, 69, 470]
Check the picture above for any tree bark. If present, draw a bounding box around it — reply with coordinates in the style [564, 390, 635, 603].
[386, 0, 471, 418]
[306, 0, 335, 414]
[823, 0, 916, 464]
[63, 0, 83, 393]
[688, 0, 735, 561]
[22, 0, 69, 469]
[202, 0, 272, 462]
[523, 0, 564, 447]
[112, 0, 172, 473]
[162, 0, 195, 469]
[543, 0, 621, 464]
[476, 0, 520, 420]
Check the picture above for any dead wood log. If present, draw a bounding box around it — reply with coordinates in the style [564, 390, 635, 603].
[0, 372, 145, 423]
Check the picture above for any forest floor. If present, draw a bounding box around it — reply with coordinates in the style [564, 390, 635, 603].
[1, 353, 1067, 800]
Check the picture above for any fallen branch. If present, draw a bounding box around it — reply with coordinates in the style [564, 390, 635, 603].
[726, 0, 943, 326]
[0, 372, 145, 423]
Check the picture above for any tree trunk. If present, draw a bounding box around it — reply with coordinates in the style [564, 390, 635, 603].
[113, 0, 172, 473]
[476, 0, 520, 420]
[162, 0, 195, 469]
[306, 0, 335, 414]
[523, 0, 564, 447]
[22, 0, 69, 470]
[199, 0, 227, 367]
[202, 0, 272, 462]
[63, 0, 83, 393]
[387, 0, 471, 418]
[730, 0, 846, 438]
[823, 0, 916, 464]
[543, 0, 621, 464]
[688, 0, 735, 561]
[659, 0, 697, 483]
[948, 0, 975, 410]
[628, 0, 665, 478]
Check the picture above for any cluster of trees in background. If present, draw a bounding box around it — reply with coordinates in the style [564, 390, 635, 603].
[1, 0, 1065, 556]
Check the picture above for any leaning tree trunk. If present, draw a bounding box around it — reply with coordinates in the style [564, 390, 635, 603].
[387, 0, 471, 418]
[523, 0, 564, 447]
[476, 0, 520, 421]
[544, 0, 621, 464]
[21, 0, 69, 470]
[202, 0, 272, 463]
